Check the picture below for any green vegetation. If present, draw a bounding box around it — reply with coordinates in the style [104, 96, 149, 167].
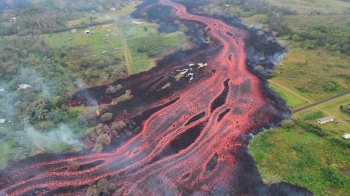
[249, 120, 350, 195]
[0, 0, 193, 168]
[270, 82, 308, 108]
[128, 33, 187, 72]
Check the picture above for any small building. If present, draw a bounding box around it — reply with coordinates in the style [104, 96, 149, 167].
[0, 88, 5, 92]
[102, 51, 108, 54]
[317, 116, 334, 124]
[131, 21, 143, 25]
[71, 29, 77, 33]
[10, 17, 16, 23]
[343, 134, 350, 140]
[85, 30, 91, 35]
[0, 119, 6, 125]
[110, 7, 116, 11]
[19, 84, 31, 90]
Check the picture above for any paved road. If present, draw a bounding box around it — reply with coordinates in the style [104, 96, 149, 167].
[293, 90, 350, 113]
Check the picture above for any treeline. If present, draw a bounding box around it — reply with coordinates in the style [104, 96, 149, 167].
[0, 35, 76, 130]
[0, 0, 130, 36]
[199, 0, 350, 54]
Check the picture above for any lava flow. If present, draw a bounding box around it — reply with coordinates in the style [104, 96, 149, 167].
[0, 0, 312, 195]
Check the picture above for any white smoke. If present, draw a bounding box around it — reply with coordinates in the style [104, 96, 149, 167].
[24, 121, 84, 152]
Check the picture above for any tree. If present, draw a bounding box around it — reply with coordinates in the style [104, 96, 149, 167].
[78, 108, 96, 126]
[100, 113, 113, 122]
[67, 159, 81, 171]
[87, 178, 116, 196]
[143, 26, 148, 31]
[281, 119, 295, 129]
[112, 120, 127, 131]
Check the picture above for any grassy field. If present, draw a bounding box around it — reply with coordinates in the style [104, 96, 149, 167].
[250, 93, 350, 195]
[266, 0, 350, 14]
[44, 27, 123, 58]
[294, 94, 350, 133]
[270, 82, 309, 109]
[250, 125, 350, 195]
[127, 32, 187, 73]
[270, 40, 350, 102]
[67, 2, 141, 27]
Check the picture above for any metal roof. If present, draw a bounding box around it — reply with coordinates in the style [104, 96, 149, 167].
[317, 116, 334, 122]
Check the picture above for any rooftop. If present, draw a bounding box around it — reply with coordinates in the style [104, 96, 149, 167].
[317, 116, 334, 122]
[0, 119, 6, 124]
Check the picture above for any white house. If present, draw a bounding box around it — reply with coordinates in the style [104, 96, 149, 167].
[110, 7, 116, 11]
[71, 29, 77, 33]
[131, 21, 143, 25]
[343, 134, 350, 140]
[0, 119, 6, 125]
[0, 88, 5, 92]
[19, 84, 31, 90]
[85, 30, 91, 35]
[317, 116, 334, 124]
[10, 17, 16, 23]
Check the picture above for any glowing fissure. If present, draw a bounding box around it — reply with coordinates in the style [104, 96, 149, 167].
[0, 0, 312, 195]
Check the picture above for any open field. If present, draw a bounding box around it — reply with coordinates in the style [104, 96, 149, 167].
[266, 0, 350, 14]
[67, 2, 141, 27]
[269, 81, 309, 109]
[250, 124, 350, 196]
[270, 40, 350, 101]
[127, 32, 187, 73]
[44, 27, 123, 58]
[294, 94, 350, 133]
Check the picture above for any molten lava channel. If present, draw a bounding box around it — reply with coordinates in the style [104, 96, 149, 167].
[0, 0, 312, 195]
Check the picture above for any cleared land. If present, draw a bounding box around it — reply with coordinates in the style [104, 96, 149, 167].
[267, 0, 350, 14]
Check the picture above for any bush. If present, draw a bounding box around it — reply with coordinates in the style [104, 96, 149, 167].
[295, 120, 327, 137]
[100, 113, 113, 122]
[321, 166, 348, 188]
[281, 119, 295, 129]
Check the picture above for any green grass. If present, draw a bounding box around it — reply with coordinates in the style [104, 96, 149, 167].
[67, 2, 141, 27]
[266, 0, 350, 14]
[121, 22, 159, 39]
[250, 125, 350, 195]
[44, 27, 123, 58]
[270, 40, 350, 101]
[270, 82, 308, 108]
[127, 32, 187, 73]
[294, 94, 350, 134]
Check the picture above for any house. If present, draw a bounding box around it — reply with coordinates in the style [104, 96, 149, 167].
[317, 116, 334, 124]
[102, 51, 108, 54]
[0, 119, 5, 125]
[19, 84, 31, 90]
[71, 29, 77, 33]
[110, 7, 116, 11]
[0, 88, 5, 92]
[343, 134, 350, 140]
[10, 17, 16, 23]
[85, 30, 91, 35]
[131, 21, 143, 25]
[225, 4, 231, 8]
